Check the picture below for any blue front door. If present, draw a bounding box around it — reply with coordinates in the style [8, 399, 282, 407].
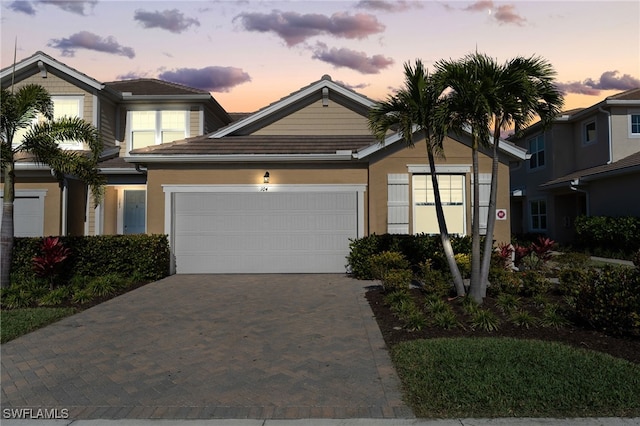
[124, 190, 146, 234]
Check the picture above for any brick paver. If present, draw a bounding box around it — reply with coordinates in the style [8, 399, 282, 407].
[1, 274, 412, 420]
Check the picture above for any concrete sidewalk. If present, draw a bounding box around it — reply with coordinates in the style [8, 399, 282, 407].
[2, 417, 640, 425]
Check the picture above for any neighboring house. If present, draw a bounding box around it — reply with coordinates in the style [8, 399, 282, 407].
[0, 51, 231, 238]
[126, 74, 527, 274]
[509, 88, 640, 244]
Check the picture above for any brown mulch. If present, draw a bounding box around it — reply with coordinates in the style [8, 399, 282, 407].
[366, 286, 640, 364]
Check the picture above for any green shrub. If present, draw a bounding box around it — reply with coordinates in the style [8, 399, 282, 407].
[509, 310, 539, 329]
[346, 233, 472, 280]
[573, 265, 640, 334]
[454, 253, 471, 279]
[540, 304, 570, 329]
[419, 260, 451, 297]
[574, 215, 640, 258]
[381, 268, 413, 293]
[558, 267, 591, 297]
[424, 298, 451, 315]
[470, 308, 501, 331]
[10, 234, 170, 285]
[87, 274, 121, 298]
[369, 251, 410, 281]
[403, 310, 427, 331]
[496, 293, 521, 314]
[487, 267, 521, 296]
[385, 290, 411, 306]
[519, 271, 551, 297]
[38, 286, 72, 306]
[71, 288, 93, 305]
[431, 309, 458, 329]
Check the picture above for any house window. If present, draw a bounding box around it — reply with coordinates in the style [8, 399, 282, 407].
[12, 96, 84, 149]
[129, 110, 187, 151]
[528, 134, 545, 170]
[583, 120, 597, 144]
[530, 199, 547, 231]
[413, 174, 465, 235]
[630, 114, 640, 137]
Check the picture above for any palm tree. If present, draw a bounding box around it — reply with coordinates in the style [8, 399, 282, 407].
[435, 53, 563, 303]
[478, 55, 563, 295]
[368, 60, 465, 297]
[1, 83, 105, 288]
[435, 53, 496, 303]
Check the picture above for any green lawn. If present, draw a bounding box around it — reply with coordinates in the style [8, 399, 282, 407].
[1, 307, 76, 343]
[392, 337, 640, 418]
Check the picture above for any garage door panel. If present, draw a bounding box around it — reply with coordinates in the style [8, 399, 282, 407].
[173, 191, 357, 273]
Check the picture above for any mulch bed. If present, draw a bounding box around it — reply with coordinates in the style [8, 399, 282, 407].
[366, 286, 640, 364]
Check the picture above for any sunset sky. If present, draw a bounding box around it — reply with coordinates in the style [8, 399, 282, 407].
[1, 0, 639, 114]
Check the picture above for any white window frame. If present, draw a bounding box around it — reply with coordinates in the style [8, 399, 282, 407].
[582, 119, 597, 145]
[529, 198, 547, 232]
[629, 110, 640, 138]
[528, 134, 545, 171]
[412, 174, 466, 236]
[127, 109, 188, 153]
[11, 95, 84, 150]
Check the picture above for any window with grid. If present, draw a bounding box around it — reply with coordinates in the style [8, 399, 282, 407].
[528, 134, 545, 170]
[129, 110, 187, 151]
[631, 114, 640, 135]
[530, 199, 547, 231]
[413, 174, 465, 235]
[12, 96, 83, 149]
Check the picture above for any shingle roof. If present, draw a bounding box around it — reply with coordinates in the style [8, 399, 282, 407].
[129, 135, 377, 155]
[607, 87, 640, 101]
[104, 79, 210, 96]
[541, 151, 640, 187]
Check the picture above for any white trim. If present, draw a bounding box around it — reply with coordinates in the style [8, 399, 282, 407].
[162, 184, 367, 274]
[126, 152, 354, 162]
[0, 52, 105, 90]
[407, 164, 471, 174]
[210, 79, 376, 138]
[95, 202, 103, 236]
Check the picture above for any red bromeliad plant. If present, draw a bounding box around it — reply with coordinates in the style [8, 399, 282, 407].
[530, 236, 556, 263]
[32, 237, 71, 290]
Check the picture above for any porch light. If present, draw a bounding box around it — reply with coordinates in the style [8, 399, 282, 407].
[263, 171, 270, 184]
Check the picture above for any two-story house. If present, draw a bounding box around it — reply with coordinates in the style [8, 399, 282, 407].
[3, 51, 528, 274]
[509, 88, 640, 243]
[1, 51, 231, 238]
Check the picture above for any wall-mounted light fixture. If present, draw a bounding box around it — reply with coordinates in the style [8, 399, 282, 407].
[263, 171, 270, 184]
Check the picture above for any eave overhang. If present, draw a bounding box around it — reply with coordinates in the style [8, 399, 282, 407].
[124, 151, 355, 163]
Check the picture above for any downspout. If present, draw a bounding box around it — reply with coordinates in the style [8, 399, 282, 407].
[570, 178, 590, 217]
[61, 179, 68, 235]
[598, 107, 612, 164]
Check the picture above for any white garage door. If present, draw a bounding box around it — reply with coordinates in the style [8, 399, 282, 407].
[1, 191, 46, 237]
[173, 191, 359, 273]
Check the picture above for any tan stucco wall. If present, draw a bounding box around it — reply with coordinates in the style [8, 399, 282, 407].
[368, 136, 512, 244]
[102, 187, 118, 235]
[254, 100, 371, 135]
[145, 164, 369, 235]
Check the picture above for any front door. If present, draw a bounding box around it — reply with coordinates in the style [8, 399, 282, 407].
[123, 190, 146, 234]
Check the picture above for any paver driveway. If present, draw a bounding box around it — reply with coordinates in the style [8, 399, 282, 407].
[1, 274, 412, 420]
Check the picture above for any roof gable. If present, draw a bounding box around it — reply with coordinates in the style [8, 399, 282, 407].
[210, 75, 377, 138]
[1, 51, 106, 92]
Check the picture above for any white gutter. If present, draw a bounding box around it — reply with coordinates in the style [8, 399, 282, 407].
[598, 106, 613, 164]
[124, 151, 354, 163]
[61, 180, 68, 235]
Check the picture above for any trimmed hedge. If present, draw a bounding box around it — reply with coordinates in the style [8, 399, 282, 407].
[346, 233, 472, 280]
[574, 215, 640, 258]
[10, 234, 170, 284]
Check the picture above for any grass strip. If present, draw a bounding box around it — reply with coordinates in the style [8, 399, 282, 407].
[1, 307, 76, 343]
[391, 337, 640, 418]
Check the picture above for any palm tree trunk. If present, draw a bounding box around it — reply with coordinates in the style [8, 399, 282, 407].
[426, 144, 465, 297]
[469, 136, 482, 304]
[480, 121, 502, 297]
[1, 162, 15, 289]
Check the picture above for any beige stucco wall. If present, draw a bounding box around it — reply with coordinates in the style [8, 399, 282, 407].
[254, 100, 371, 135]
[610, 106, 640, 162]
[144, 164, 369, 235]
[368, 136, 512, 244]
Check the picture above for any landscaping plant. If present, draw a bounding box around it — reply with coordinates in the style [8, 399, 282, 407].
[32, 237, 71, 290]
